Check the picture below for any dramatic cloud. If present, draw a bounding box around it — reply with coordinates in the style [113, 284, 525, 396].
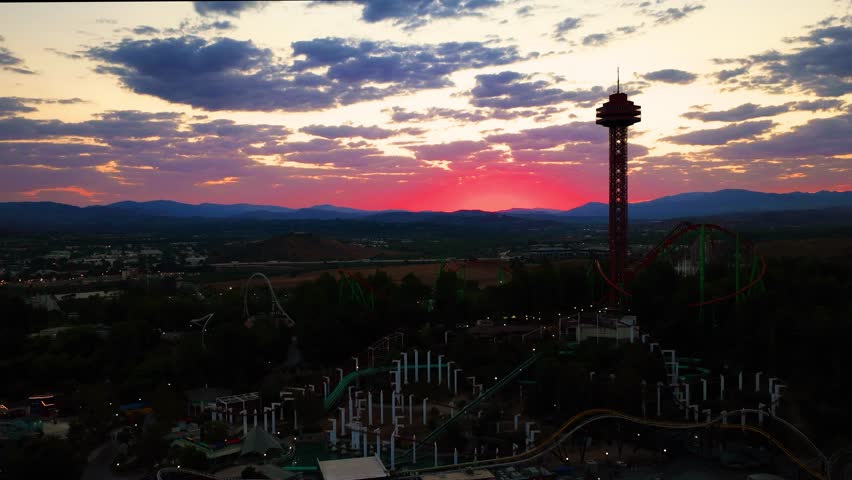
[650, 4, 704, 24]
[553, 17, 582, 40]
[0, 97, 85, 118]
[714, 23, 852, 97]
[582, 33, 611, 47]
[0, 41, 35, 75]
[300, 124, 414, 140]
[662, 120, 775, 145]
[682, 103, 791, 122]
[193, 1, 265, 17]
[132, 25, 160, 35]
[87, 35, 523, 112]
[0, 98, 38, 117]
[642, 69, 697, 84]
[347, 0, 500, 30]
[387, 106, 562, 123]
[710, 110, 851, 159]
[470, 71, 619, 109]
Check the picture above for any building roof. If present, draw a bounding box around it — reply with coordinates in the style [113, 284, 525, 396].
[241, 427, 283, 456]
[421, 470, 495, 480]
[317, 456, 388, 480]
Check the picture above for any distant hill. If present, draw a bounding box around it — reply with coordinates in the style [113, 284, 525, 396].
[1, 190, 851, 230]
[501, 189, 852, 219]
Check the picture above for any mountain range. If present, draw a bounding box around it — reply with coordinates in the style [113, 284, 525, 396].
[1, 189, 851, 229]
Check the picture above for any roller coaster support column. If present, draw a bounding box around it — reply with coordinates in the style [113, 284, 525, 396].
[514, 413, 520, 431]
[434, 442, 438, 467]
[454, 448, 458, 465]
[427, 351, 432, 383]
[656, 382, 663, 416]
[339, 408, 345, 435]
[271, 403, 280, 432]
[414, 349, 419, 382]
[701, 379, 707, 401]
[241, 410, 248, 437]
[756, 371, 763, 392]
[402, 353, 409, 385]
[253, 409, 258, 428]
[769, 377, 778, 394]
[454, 369, 462, 395]
[393, 360, 401, 394]
[735, 233, 741, 304]
[390, 431, 396, 470]
[641, 380, 647, 417]
[368, 392, 373, 425]
[738, 371, 743, 391]
[329, 418, 337, 443]
[380, 390, 384, 424]
[437, 355, 444, 385]
[391, 395, 396, 427]
[446, 361, 454, 387]
[363, 432, 368, 457]
[720, 374, 725, 400]
[423, 398, 429, 425]
[409, 395, 414, 425]
[374, 428, 380, 457]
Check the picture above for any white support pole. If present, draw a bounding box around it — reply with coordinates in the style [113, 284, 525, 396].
[368, 392, 373, 426]
[402, 352, 409, 384]
[769, 377, 778, 395]
[414, 349, 419, 382]
[453, 448, 458, 465]
[380, 390, 385, 424]
[391, 394, 396, 426]
[408, 394, 414, 425]
[412, 434, 416, 463]
[241, 410, 248, 437]
[446, 361, 453, 387]
[427, 351, 432, 383]
[363, 431, 368, 457]
[329, 418, 337, 443]
[339, 407, 346, 435]
[253, 409, 258, 428]
[349, 394, 354, 428]
[701, 379, 707, 401]
[720, 374, 725, 401]
[422, 398, 429, 425]
[514, 413, 520, 431]
[656, 382, 662, 417]
[390, 432, 395, 470]
[375, 428, 380, 457]
[756, 371, 763, 392]
[393, 360, 401, 394]
[738, 371, 743, 391]
[263, 407, 270, 431]
[437, 355, 444, 385]
[434, 442, 438, 467]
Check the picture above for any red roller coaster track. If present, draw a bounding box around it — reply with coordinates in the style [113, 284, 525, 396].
[594, 222, 767, 307]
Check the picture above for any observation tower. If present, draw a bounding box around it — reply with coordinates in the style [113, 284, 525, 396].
[596, 72, 641, 304]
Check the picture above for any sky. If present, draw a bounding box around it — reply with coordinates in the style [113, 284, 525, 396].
[0, 0, 850, 211]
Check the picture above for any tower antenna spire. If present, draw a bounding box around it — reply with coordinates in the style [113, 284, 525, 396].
[617, 67, 620, 93]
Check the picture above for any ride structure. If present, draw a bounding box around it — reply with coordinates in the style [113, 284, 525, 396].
[243, 272, 296, 328]
[596, 71, 641, 306]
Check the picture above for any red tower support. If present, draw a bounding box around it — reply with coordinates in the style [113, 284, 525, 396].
[596, 86, 641, 305]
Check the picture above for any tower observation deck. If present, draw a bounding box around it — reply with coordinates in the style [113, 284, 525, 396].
[596, 84, 641, 305]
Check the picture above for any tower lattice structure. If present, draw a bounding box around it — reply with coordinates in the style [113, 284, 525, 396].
[596, 85, 641, 304]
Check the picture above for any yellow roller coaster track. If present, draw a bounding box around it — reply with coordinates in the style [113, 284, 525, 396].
[396, 408, 826, 480]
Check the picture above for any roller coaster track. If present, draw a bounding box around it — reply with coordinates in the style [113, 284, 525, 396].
[410, 351, 546, 450]
[243, 272, 296, 328]
[595, 222, 768, 307]
[396, 408, 828, 480]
